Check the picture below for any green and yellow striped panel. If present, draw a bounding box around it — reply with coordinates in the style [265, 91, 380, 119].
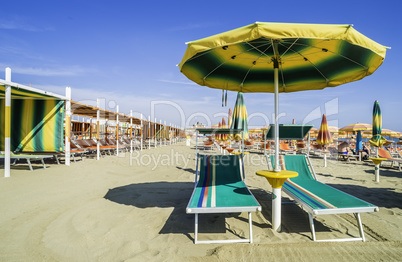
[0, 85, 57, 99]
[0, 99, 65, 152]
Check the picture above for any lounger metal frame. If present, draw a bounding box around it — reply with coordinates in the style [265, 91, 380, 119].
[187, 153, 261, 244]
[2, 154, 53, 171]
[266, 154, 378, 242]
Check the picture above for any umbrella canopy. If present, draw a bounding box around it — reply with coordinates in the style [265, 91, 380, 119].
[327, 126, 339, 134]
[179, 22, 388, 171]
[340, 123, 372, 132]
[340, 123, 372, 152]
[230, 92, 249, 141]
[316, 114, 333, 146]
[381, 128, 398, 137]
[369, 101, 387, 147]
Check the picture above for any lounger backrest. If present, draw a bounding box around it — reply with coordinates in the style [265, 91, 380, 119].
[84, 139, 97, 147]
[75, 139, 90, 148]
[198, 154, 243, 186]
[269, 155, 315, 182]
[378, 147, 392, 159]
[189, 154, 257, 209]
[280, 142, 290, 150]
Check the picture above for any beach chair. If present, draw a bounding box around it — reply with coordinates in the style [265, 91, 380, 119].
[76, 139, 110, 156]
[186, 154, 261, 244]
[106, 138, 127, 152]
[203, 141, 214, 151]
[120, 137, 137, 151]
[266, 154, 378, 242]
[378, 148, 402, 171]
[279, 141, 297, 154]
[0, 154, 53, 171]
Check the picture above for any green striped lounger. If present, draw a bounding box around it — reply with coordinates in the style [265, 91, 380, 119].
[187, 154, 261, 244]
[267, 154, 378, 242]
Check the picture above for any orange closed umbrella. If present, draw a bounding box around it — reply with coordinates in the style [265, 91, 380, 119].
[317, 115, 333, 146]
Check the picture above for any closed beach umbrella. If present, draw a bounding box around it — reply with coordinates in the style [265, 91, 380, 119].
[215, 122, 222, 141]
[221, 117, 228, 141]
[227, 108, 233, 141]
[179, 22, 388, 232]
[317, 115, 333, 146]
[369, 101, 387, 148]
[231, 92, 249, 141]
[317, 115, 332, 167]
[228, 108, 233, 127]
[369, 100, 387, 182]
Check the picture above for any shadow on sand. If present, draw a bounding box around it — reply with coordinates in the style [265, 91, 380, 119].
[104, 181, 255, 240]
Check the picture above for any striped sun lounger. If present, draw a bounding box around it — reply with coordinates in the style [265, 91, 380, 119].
[266, 154, 378, 242]
[186, 154, 261, 244]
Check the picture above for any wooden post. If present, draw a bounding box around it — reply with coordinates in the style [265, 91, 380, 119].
[65, 87, 71, 166]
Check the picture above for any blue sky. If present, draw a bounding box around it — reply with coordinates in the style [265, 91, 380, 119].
[1, 0, 401, 131]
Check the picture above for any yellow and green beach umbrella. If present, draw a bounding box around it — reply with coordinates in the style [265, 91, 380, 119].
[179, 22, 388, 232]
[179, 22, 388, 172]
[230, 92, 249, 141]
[369, 100, 387, 148]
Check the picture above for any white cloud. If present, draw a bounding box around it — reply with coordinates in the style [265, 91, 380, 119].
[4, 65, 95, 77]
[0, 18, 53, 32]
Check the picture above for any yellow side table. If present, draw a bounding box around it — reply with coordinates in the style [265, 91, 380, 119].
[369, 157, 387, 182]
[256, 170, 298, 232]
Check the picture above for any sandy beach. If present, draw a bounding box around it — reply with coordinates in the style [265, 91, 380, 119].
[0, 142, 401, 261]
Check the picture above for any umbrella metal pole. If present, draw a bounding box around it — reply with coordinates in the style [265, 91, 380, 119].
[375, 146, 380, 182]
[272, 42, 281, 232]
[273, 59, 280, 172]
[272, 187, 282, 232]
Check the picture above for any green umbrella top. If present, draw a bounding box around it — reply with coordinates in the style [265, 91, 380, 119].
[179, 22, 388, 94]
[369, 100, 387, 147]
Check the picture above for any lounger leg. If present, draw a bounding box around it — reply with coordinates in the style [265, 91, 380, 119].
[27, 159, 33, 171]
[355, 213, 365, 242]
[308, 213, 317, 241]
[194, 214, 199, 244]
[54, 155, 61, 165]
[41, 159, 46, 169]
[248, 212, 253, 243]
